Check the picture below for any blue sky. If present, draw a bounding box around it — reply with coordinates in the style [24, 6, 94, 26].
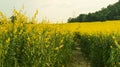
[0, 0, 118, 22]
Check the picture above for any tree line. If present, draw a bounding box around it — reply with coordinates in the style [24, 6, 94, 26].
[68, 1, 120, 23]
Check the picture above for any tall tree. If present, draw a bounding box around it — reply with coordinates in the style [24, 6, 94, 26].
[68, 0, 120, 23]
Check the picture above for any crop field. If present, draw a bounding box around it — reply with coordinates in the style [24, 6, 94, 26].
[0, 10, 120, 67]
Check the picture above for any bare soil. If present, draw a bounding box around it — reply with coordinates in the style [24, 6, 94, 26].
[67, 47, 91, 67]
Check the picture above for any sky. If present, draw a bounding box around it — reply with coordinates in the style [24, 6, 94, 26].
[0, 0, 119, 22]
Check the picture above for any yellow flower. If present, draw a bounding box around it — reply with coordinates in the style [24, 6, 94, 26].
[27, 37, 30, 41]
[4, 29, 7, 33]
[19, 30, 23, 35]
[14, 29, 17, 34]
[110, 45, 112, 48]
[45, 38, 49, 42]
[59, 44, 64, 49]
[60, 39, 63, 44]
[6, 38, 10, 43]
[45, 45, 49, 48]
[62, 64, 64, 67]
[114, 64, 116, 67]
[112, 36, 116, 39]
[118, 62, 120, 65]
[20, 23, 23, 27]
[54, 47, 59, 50]
[115, 40, 119, 45]
[46, 63, 50, 66]
[114, 40, 120, 49]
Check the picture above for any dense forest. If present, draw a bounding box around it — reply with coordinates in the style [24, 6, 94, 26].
[68, 1, 120, 22]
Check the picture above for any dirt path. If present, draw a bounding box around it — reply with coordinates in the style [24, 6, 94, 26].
[67, 47, 91, 67]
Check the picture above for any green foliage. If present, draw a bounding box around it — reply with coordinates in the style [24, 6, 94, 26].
[74, 32, 120, 67]
[0, 9, 73, 67]
[68, 1, 120, 22]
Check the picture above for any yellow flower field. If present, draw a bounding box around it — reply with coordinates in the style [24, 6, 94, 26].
[1, 9, 120, 67]
[61, 20, 120, 34]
